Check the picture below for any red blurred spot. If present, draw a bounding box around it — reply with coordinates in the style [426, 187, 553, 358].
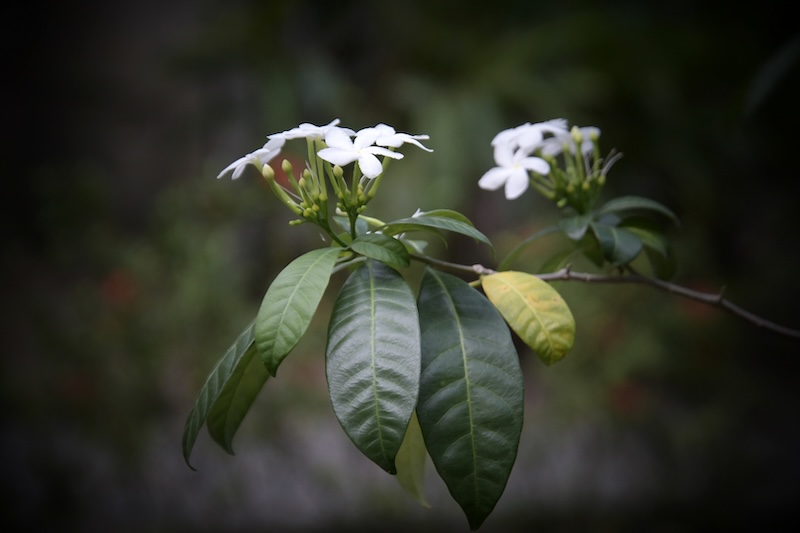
[101, 269, 137, 308]
[608, 380, 647, 416]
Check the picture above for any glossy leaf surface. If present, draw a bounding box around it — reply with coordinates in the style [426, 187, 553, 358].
[182, 320, 256, 468]
[416, 268, 524, 530]
[255, 247, 341, 377]
[596, 195, 680, 226]
[350, 233, 410, 268]
[326, 261, 421, 474]
[380, 216, 493, 249]
[482, 271, 575, 366]
[206, 342, 269, 454]
[590, 222, 643, 265]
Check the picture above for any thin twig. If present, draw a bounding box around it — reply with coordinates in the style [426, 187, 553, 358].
[409, 253, 800, 339]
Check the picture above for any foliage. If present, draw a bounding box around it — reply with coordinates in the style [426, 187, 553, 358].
[182, 117, 796, 529]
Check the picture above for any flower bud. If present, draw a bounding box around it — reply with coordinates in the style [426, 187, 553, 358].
[570, 125, 582, 144]
[262, 164, 275, 180]
[333, 165, 344, 179]
[282, 159, 293, 174]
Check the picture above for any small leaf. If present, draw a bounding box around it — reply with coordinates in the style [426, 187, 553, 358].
[417, 268, 524, 530]
[206, 342, 269, 454]
[596, 195, 680, 226]
[482, 271, 576, 366]
[380, 216, 493, 249]
[326, 261, 421, 474]
[558, 214, 593, 240]
[182, 320, 256, 469]
[413, 208, 475, 225]
[350, 233, 411, 268]
[333, 214, 369, 236]
[590, 222, 643, 265]
[395, 411, 430, 508]
[255, 247, 341, 377]
[621, 217, 670, 258]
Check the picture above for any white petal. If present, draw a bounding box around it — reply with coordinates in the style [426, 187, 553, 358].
[358, 153, 384, 178]
[364, 146, 403, 159]
[324, 128, 355, 149]
[477, 167, 511, 190]
[317, 147, 359, 167]
[504, 168, 530, 199]
[216, 156, 247, 179]
[231, 162, 250, 180]
[493, 144, 515, 167]
[521, 156, 550, 174]
[354, 128, 382, 149]
[491, 123, 529, 146]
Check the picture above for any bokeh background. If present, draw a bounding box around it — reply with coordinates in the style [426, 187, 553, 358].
[4, 0, 800, 531]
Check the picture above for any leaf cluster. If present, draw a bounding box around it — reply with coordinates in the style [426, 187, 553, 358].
[182, 210, 576, 529]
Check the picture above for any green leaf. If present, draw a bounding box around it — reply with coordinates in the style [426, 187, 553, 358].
[590, 222, 643, 265]
[326, 260, 421, 474]
[620, 217, 670, 258]
[255, 247, 341, 377]
[413, 208, 475, 225]
[395, 411, 430, 508]
[333, 214, 369, 236]
[596, 195, 680, 226]
[558, 214, 593, 240]
[182, 320, 256, 469]
[380, 216, 493, 249]
[350, 233, 411, 268]
[497, 225, 561, 271]
[482, 271, 576, 366]
[206, 342, 269, 454]
[416, 268, 524, 530]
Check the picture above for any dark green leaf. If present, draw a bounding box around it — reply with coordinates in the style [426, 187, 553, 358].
[558, 214, 593, 240]
[596, 195, 680, 226]
[182, 320, 256, 469]
[380, 216, 493, 249]
[255, 247, 341, 377]
[590, 222, 643, 265]
[620, 217, 670, 258]
[350, 233, 411, 268]
[416, 268, 524, 530]
[333, 214, 369, 236]
[326, 261, 421, 474]
[206, 343, 269, 454]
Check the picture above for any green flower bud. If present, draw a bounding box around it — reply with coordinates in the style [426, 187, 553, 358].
[262, 164, 275, 180]
[333, 165, 344, 179]
[570, 125, 583, 144]
[282, 159, 293, 174]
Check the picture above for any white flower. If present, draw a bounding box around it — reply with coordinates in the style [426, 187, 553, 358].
[491, 119, 569, 151]
[317, 127, 403, 179]
[539, 126, 601, 156]
[216, 137, 285, 180]
[478, 143, 550, 200]
[373, 123, 433, 152]
[268, 119, 353, 141]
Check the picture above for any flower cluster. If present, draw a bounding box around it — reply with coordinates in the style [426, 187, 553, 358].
[217, 119, 431, 181]
[479, 119, 619, 213]
[216, 119, 432, 239]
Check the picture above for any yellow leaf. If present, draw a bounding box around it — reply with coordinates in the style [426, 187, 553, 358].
[482, 271, 575, 366]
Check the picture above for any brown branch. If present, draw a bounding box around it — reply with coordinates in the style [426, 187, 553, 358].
[409, 253, 800, 339]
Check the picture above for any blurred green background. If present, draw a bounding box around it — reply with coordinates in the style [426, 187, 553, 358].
[4, 0, 800, 531]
